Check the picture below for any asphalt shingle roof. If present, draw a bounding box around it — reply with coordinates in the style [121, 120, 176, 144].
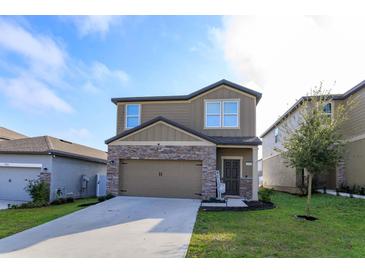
[111, 79, 262, 104]
[0, 136, 107, 163]
[0, 127, 28, 141]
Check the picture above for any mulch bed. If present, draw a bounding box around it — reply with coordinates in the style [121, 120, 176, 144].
[200, 200, 275, 212]
[78, 202, 99, 207]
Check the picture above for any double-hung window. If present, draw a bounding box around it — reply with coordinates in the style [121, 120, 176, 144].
[205, 100, 239, 128]
[205, 101, 222, 128]
[223, 101, 239, 127]
[125, 104, 141, 129]
[323, 103, 332, 116]
[274, 127, 279, 143]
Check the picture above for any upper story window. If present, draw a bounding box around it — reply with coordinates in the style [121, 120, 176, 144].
[323, 103, 332, 116]
[125, 104, 141, 129]
[274, 127, 279, 143]
[205, 100, 239, 128]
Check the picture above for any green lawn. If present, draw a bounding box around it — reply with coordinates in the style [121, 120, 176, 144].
[0, 198, 98, 239]
[187, 192, 365, 258]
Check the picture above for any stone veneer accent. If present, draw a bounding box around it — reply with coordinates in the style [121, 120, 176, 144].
[240, 178, 253, 200]
[336, 159, 346, 187]
[107, 145, 217, 199]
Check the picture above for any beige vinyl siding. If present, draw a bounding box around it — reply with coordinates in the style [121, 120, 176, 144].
[217, 148, 253, 178]
[262, 154, 300, 193]
[262, 106, 303, 159]
[338, 87, 365, 139]
[116, 86, 256, 137]
[344, 138, 365, 187]
[191, 87, 256, 136]
[122, 122, 200, 142]
[116, 103, 125, 134]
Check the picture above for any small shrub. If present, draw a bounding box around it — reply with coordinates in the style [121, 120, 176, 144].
[98, 196, 106, 202]
[24, 179, 50, 204]
[349, 188, 354, 198]
[259, 187, 273, 203]
[336, 188, 340, 196]
[50, 197, 74, 205]
[346, 186, 350, 194]
[98, 193, 115, 202]
[106, 193, 115, 200]
[10, 201, 48, 209]
[66, 197, 74, 203]
[360, 188, 365, 196]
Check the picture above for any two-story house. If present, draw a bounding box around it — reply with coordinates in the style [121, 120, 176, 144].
[105, 80, 262, 200]
[261, 80, 365, 193]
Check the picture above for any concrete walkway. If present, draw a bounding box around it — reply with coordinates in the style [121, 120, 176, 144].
[0, 196, 200, 257]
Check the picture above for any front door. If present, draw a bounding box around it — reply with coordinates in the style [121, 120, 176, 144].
[223, 159, 240, 195]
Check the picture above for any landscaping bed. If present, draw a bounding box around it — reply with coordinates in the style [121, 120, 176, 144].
[187, 191, 365, 257]
[200, 200, 274, 211]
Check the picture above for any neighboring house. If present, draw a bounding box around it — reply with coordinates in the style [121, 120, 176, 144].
[0, 127, 28, 141]
[0, 135, 107, 201]
[257, 159, 263, 185]
[261, 80, 365, 193]
[105, 79, 262, 200]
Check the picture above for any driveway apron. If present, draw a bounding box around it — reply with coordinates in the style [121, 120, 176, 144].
[0, 196, 200, 257]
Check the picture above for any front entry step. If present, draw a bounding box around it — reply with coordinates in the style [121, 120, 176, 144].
[226, 198, 248, 208]
[201, 198, 247, 208]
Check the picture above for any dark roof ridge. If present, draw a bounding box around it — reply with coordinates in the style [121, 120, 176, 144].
[111, 79, 262, 104]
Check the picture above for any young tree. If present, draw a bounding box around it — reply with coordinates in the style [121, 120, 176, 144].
[277, 83, 354, 217]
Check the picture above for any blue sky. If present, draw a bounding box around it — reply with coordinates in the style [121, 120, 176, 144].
[0, 16, 364, 152]
[0, 16, 237, 150]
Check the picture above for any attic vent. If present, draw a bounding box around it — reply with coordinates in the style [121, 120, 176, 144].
[59, 139, 73, 144]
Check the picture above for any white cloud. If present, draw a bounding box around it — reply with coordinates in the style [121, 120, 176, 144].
[0, 76, 73, 113]
[0, 18, 129, 112]
[62, 128, 91, 139]
[0, 18, 65, 69]
[91, 61, 129, 84]
[70, 16, 122, 37]
[212, 16, 365, 141]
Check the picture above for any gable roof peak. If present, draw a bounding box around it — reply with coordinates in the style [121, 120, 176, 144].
[111, 79, 262, 105]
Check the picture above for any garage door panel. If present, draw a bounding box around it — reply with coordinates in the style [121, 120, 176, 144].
[119, 160, 202, 198]
[0, 167, 40, 201]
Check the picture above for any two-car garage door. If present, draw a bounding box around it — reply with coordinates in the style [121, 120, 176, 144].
[119, 159, 202, 199]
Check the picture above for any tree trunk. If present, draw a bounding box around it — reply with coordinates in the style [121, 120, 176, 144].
[306, 172, 313, 217]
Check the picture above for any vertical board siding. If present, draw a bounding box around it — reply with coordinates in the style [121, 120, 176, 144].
[122, 122, 199, 142]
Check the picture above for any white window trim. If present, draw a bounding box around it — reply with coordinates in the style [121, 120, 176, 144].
[323, 102, 333, 117]
[125, 104, 141, 129]
[223, 100, 240, 128]
[204, 99, 240, 129]
[205, 101, 222, 128]
[274, 127, 279, 143]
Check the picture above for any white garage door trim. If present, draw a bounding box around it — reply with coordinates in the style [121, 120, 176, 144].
[0, 163, 42, 168]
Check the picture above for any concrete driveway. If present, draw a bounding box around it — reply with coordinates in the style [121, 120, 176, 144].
[0, 196, 200, 257]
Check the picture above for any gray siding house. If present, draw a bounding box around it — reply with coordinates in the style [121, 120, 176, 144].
[0, 134, 107, 201]
[261, 80, 365, 193]
[105, 79, 262, 200]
